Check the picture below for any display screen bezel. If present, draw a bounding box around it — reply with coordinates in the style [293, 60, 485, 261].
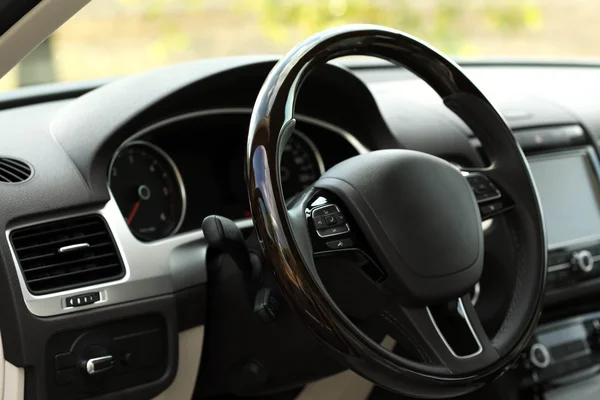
[528, 146, 600, 251]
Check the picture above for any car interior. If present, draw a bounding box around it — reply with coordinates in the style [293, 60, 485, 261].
[1, 1, 600, 400]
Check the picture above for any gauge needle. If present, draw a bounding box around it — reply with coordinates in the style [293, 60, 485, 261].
[127, 201, 141, 225]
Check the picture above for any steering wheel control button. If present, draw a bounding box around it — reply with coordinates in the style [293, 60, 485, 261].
[313, 216, 327, 229]
[312, 204, 339, 217]
[312, 204, 351, 237]
[317, 224, 350, 238]
[324, 215, 338, 225]
[66, 292, 101, 308]
[480, 201, 502, 218]
[530, 343, 551, 369]
[467, 174, 501, 203]
[326, 238, 353, 250]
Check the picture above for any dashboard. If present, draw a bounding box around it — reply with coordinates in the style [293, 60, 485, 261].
[1, 57, 600, 399]
[107, 109, 364, 241]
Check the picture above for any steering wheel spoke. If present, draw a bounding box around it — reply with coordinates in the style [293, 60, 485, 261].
[379, 295, 498, 375]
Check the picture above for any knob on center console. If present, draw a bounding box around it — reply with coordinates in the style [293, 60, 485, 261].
[572, 250, 594, 273]
[529, 343, 551, 369]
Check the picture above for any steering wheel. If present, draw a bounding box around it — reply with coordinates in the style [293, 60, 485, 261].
[246, 25, 546, 398]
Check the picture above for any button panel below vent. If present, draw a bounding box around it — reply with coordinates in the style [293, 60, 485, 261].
[10, 215, 125, 294]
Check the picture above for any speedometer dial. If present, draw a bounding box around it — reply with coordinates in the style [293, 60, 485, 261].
[109, 141, 186, 241]
[280, 131, 325, 197]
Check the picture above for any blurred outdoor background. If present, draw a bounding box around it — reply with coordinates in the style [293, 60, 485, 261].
[1, 0, 599, 91]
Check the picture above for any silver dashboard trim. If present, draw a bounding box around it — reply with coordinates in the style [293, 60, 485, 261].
[6, 195, 254, 317]
[6, 107, 364, 317]
[108, 140, 187, 240]
[124, 107, 370, 155]
[548, 262, 571, 273]
[529, 343, 551, 369]
[292, 129, 326, 176]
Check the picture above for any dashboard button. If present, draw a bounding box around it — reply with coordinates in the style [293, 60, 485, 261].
[326, 238, 354, 250]
[55, 352, 77, 370]
[66, 292, 100, 308]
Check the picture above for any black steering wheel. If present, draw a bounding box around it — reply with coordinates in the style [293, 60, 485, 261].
[246, 25, 546, 398]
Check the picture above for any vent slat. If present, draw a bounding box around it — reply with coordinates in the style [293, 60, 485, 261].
[0, 160, 30, 179]
[10, 215, 124, 294]
[23, 253, 117, 274]
[0, 157, 32, 183]
[0, 157, 31, 171]
[14, 231, 108, 253]
[11, 220, 103, 242]
[0, 167, 23, 182]
[18, 242, 112, 264]
[26, 264, 121, 284]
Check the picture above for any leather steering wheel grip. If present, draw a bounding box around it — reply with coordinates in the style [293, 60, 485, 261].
[246, 24, 546, 398]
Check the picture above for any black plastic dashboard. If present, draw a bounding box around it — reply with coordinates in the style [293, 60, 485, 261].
[1, 57, 600, 398]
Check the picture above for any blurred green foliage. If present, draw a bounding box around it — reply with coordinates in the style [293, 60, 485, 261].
[238, 0, 543, 54]
[118, 0, 543, 56]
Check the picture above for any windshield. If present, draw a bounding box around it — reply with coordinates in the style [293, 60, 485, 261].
[1, 0, 598, 91]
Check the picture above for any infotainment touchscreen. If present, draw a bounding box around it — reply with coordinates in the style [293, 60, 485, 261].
[528, 148, 600, 248]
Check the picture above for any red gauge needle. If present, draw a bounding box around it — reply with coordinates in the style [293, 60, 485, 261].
[126, 200, 141, 225]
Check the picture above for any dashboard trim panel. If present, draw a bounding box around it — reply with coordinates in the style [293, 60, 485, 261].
[123, 107, 370, 155]
[6, 196, 252, 317]
[5, 107, 362, 318]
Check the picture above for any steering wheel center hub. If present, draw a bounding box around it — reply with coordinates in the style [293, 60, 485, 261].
[317, 149, 483, 305]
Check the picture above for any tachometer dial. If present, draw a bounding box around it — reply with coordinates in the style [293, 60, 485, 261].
[280, 131, 325, 197]
[109, 141, 186, 241]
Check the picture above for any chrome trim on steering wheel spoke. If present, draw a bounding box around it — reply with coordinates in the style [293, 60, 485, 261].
[426, 298, 483, 359]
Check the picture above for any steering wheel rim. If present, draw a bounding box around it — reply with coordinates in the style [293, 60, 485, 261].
[246, 25, 546, 398]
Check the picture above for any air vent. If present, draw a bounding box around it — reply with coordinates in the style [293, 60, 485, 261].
[0, 157, 32, 183]
[10, 215, 125, 294]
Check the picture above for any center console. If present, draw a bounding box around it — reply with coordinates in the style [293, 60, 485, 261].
[520, 311, 600, 389]
[513, 126, 600, 393]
